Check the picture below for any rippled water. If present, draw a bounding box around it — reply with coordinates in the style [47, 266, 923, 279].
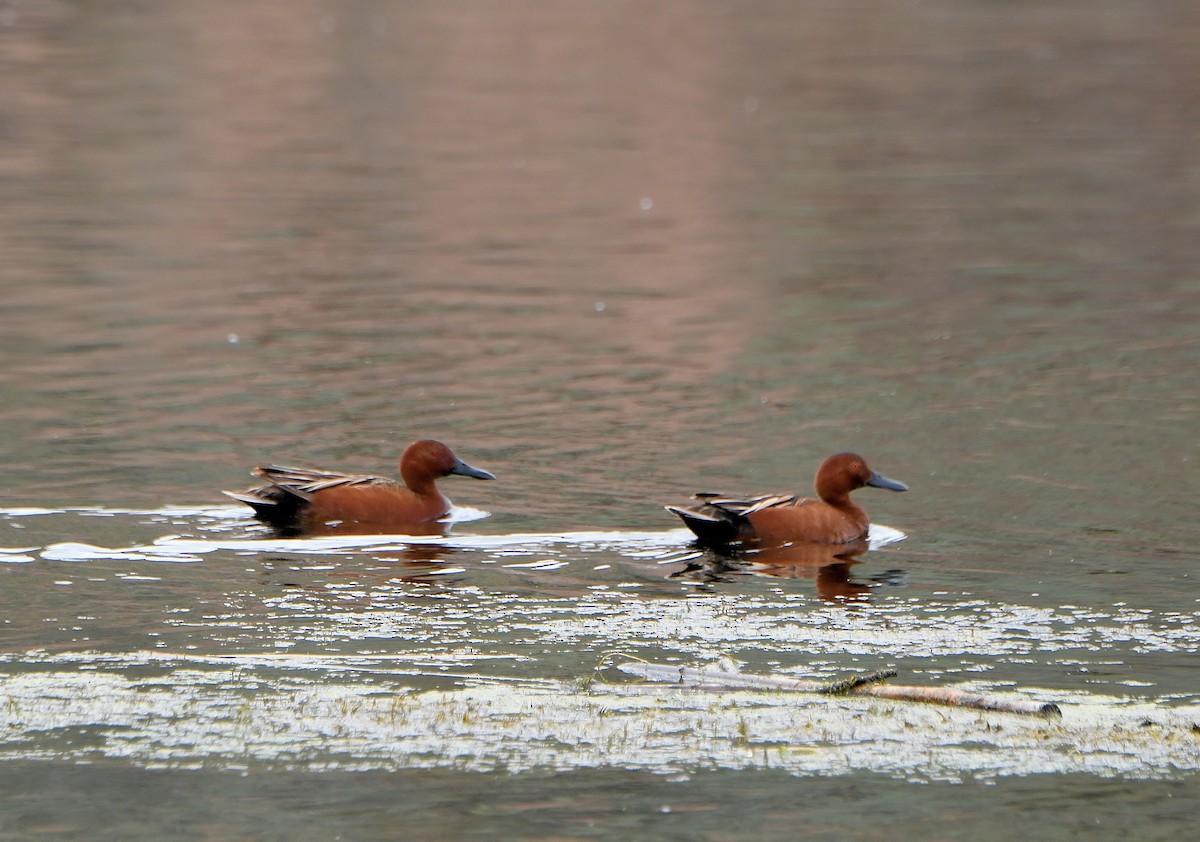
[3, 1, 1200, 839]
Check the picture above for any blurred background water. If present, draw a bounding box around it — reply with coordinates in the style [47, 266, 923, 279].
[2, 1, 1199, 839]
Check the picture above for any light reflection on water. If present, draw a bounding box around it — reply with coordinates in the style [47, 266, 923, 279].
[3, 506, 1199, 786]
[3, 652, 1197, 782]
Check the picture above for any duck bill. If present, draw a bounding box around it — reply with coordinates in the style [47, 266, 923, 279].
[866, 471, 908, 492]
[450, 458, 496, 481]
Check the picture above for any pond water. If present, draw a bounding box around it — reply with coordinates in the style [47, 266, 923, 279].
[2, 1, 1199, 839]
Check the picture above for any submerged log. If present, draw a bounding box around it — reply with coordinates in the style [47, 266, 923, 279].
[613, 661, 1062, 718]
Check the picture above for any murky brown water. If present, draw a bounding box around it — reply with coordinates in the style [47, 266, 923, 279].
[3, 1, 1200, 839]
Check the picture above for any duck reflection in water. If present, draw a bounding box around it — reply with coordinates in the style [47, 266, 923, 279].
[669, 538, 905, 603]
[224, 439, 495, 537]
[665, 453, 909, 601]
[367, 543, 476, 583]
[265, 544, 467, 595]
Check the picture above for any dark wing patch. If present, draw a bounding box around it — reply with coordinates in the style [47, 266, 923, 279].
[251, 465, 392, 496]
[666, 492, 803, 546]
[693, 493, 801, 517]
[224, 466, 397, 534]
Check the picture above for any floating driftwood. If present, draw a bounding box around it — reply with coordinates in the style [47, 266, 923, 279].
[613, 661, 1062, 718]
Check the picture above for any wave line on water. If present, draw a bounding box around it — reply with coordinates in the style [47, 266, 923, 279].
[29, 523, 904, 563]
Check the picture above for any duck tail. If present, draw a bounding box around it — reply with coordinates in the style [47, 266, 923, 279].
[222, 487, 304, 534]
[665, 505, 742, 546]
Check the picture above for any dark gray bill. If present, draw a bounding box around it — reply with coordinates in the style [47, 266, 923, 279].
[450, 458, 496, 480]
[866, 471, 907, 492]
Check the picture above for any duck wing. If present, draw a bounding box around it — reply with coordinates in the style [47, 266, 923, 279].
[222, 465, 398, 533]
[667, 493, 804, 545]
[247, 465, 395, 499]
[691, 492, 802, 517]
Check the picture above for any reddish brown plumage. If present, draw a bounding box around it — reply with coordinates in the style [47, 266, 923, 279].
[666, 452, 907, 547]
[224, 439, 495, 536]
[298, 482, 451, 528]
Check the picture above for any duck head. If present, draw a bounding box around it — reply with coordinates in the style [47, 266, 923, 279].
[813, 453, 907, 504]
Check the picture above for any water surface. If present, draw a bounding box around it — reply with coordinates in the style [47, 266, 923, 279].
[2, 1, 1199, 839]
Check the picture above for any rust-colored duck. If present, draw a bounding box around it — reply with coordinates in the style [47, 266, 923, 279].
[666, 452, 907, 547]
[224, 439, 494, 536]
